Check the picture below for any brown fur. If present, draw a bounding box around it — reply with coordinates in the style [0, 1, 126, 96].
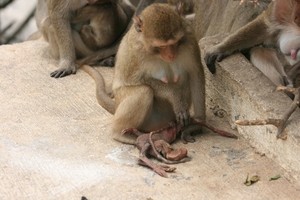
[203, 0, 300, 88]
[31, 0, 135, 78]
[84, 3, 205, 144]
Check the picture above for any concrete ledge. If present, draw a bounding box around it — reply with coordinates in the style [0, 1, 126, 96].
[200, 34, 300, 182]
[2, 39, 300, 198]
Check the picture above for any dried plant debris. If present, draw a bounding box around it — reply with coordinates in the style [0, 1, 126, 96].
[236, 86, 300, 140]
[244, 173, 260, 186]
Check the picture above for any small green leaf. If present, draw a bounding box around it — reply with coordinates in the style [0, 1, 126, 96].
[269, 174, 281, 181]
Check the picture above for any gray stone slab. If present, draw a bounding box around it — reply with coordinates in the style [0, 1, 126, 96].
[200, 34, 300, 183]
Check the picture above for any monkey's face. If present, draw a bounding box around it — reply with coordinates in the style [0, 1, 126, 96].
[149, 32, 184, 62]
[151, 39, 179, 62]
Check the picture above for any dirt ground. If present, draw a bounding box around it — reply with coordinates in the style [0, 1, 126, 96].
[1, 40, 300, 200]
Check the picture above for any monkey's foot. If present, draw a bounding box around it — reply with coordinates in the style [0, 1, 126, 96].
[98, 56, 115, 67]
[50, 65, 77, 78]
[153, 140, 190, 163]
[154, 139, 188, 161]
[181, 131, 196, 144]
[153, 165, 176, 178]
[138, 158, 176, 178]
[166, 147, 188, 161]
[121, 127, 145, 136]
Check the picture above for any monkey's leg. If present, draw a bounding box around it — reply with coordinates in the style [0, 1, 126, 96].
[112, 85, 154, 144]
[48, 27, 60, 59]
[42, 18, 60, 60]
[250, 47, 290, 86]
[80, 25, 99, 52]
[138, 142, 176, 178]
[121, 127, 146, 137]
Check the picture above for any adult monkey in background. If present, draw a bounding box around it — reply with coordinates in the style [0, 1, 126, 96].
[204, 0, 300, 88]
[84, 3, 206, 144]
[70, 0, 135, 56]
[33, 0, 135, 78]
[193, 0, 270, 41]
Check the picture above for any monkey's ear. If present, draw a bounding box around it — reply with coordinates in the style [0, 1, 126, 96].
[176, 2, 183, 15]
[134, 15, 143, 32]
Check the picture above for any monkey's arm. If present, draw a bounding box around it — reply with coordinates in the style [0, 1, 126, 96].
[189, 42, 206, 121]
[71, 6, 95, 24]
[144, 78, 190, 127]
[48, 2, 77, 78]
[204, 8, 271, 74]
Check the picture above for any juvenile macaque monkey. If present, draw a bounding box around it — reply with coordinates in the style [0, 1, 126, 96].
[83, 3, 206, 145]
[204, 0, 300, 88]
[112, 3, 206, 144]
[33, 0, 134, 78]
[71, 0, 134, 53]
[76, 0, 155, 67]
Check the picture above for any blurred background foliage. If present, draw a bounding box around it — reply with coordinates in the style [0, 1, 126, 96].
[0, 0, 37, 44]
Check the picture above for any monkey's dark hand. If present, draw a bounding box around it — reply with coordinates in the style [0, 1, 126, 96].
[204, 50, 227, 74]
[50, 65, 77, 78]
[173, 101, 190, 128]
[98, 56, 115, 67]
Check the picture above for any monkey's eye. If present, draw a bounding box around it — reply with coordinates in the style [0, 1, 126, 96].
[153, 46, 166, 52]
[157, 46, 167, 49]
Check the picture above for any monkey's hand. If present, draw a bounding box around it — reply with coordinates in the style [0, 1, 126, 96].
[204, 48, 228, 74]
[50, 63, 77, 78]
[173, 99, 190, 128]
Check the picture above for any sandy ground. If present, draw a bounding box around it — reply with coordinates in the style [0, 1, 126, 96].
[1, 40, 300, 199]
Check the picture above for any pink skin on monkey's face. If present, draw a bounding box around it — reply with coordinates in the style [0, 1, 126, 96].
[158, 43, 179, 62]
[152, 37, 182, 63]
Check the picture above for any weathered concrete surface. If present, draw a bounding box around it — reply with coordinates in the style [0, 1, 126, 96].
[1, 40, 300, 199]
[200, 35, 300, 183]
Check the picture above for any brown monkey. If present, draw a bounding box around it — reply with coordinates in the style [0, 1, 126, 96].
[204, 0, 300, 88]
[83, 3, 206, 145]
[71, 0, 134, 53]
[76, 0, 155, 67]
[33, 0, 134, 78]
[193, 0, 270, 41]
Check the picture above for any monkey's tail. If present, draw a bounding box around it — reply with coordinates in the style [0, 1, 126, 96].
[82, 65, 116, 114]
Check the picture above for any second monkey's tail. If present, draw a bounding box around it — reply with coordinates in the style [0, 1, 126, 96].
[82, 65, 116, 115]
